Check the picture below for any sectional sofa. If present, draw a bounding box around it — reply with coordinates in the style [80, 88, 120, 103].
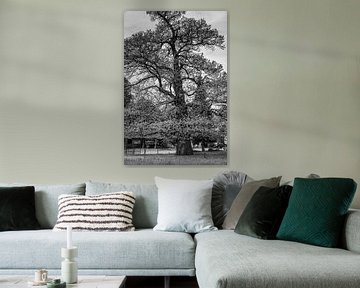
[0, 180, 360, 288]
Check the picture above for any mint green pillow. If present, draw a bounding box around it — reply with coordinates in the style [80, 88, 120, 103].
[277, 178, 357, 247]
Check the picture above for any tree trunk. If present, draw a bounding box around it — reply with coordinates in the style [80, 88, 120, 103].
[172, 55, 187, 119]
[176, 140, 193, 155]
[141, 138, 146, 155]
[200, 140, 206, 152]
[172, 55, 193, 155]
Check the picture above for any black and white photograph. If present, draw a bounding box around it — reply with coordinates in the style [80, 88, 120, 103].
[124, 11, 227, 165]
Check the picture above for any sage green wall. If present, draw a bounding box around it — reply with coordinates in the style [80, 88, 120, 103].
[0, 0, 359, 207]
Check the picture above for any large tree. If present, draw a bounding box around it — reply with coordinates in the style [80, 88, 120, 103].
[124, 11, 226, 155]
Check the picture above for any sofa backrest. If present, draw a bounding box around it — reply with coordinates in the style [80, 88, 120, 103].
[86, 181, 158, 229]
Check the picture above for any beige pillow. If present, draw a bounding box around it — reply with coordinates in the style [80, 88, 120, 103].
[222, 176, 281, 229]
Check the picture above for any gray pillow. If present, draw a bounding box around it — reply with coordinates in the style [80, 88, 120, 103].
[153, 177, 217, 233]
[222, 176, 281, 230]
[86, 181, 158, 229]
[212, 171, 250, 228]
[0, 183, 85, 228]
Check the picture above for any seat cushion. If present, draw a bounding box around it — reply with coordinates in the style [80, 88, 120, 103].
[0, 229, 195, 271]
[195, 230, 360, 288]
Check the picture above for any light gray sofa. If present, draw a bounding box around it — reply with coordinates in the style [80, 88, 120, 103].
[0, 181, 195, 280]
[0, 181, 360, 288]
[195, 211, 360, 288]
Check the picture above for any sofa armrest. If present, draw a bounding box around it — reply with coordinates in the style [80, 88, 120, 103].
[342, 209, 360, 253]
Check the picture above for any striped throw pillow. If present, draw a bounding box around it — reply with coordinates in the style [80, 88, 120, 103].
[53, 192, 136, 231]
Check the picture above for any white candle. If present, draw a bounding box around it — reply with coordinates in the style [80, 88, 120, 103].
[67, 225, 72, 249]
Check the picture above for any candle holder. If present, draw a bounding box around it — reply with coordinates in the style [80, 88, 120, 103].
[61, 247, 78, 284]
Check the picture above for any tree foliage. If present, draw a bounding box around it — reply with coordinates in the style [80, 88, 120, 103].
[124, 11, 227, 155]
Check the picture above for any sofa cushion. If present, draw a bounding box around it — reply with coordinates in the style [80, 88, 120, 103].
[342, 209, 360, 253]
[234, 185, 292, 239]
[86, 181, 158, 229]
[0, 186, 40, 231]
[0, 183, 86, 229]
[222, 176, 281, 229]
[212, 171, 249, 228]
[153, 177, 216, 233]
[277, 178, 357, 247]
[53, 192, 136, 232]
[0, 229, 195, 272]
[195, 230, 360, 288]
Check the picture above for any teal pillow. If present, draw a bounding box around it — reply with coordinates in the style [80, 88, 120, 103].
[277, 178, 357, 247]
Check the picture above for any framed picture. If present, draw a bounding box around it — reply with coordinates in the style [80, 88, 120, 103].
[124, 11, 227, 165]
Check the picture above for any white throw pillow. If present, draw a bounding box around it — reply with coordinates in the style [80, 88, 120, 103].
[53, 192, 135, 232]
[153, 177, 217, 233]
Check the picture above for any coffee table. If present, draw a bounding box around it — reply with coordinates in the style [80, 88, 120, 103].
[0, 275, 126, 288]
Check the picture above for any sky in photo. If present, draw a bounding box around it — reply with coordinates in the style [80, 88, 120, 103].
[124, 11, 227, 72]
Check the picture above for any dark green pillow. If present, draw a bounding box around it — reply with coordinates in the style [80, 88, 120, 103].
[234, 185, 292, 239]
[277, 178, 357, 247]
[0, 186, 41, 231]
